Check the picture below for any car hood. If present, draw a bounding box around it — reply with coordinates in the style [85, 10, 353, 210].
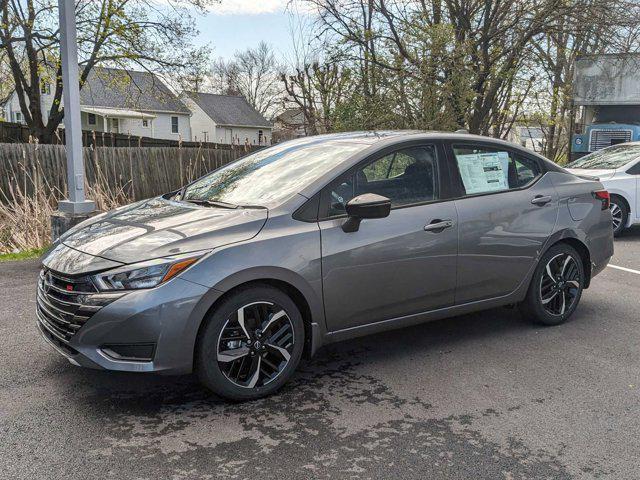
[59, 197, 268, 265]
[565, 168, 616, 181]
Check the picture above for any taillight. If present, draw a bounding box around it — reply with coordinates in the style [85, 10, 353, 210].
[593, 190, 610, 210]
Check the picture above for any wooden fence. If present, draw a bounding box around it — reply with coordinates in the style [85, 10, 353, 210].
[0, 121, 266, 149]
[0, 143, 261, 202]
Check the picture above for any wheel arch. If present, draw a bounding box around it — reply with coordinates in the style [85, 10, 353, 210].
[193, 267, 324, 368]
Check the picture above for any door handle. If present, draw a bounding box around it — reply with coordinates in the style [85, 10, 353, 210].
[531, 195, 552, 206]
[424, 219, 454, 232]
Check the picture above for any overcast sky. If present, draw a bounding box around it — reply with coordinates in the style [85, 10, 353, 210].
[195, 0, 307, 61]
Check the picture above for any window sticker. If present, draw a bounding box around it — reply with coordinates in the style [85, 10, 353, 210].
[456, 151, 510, 194]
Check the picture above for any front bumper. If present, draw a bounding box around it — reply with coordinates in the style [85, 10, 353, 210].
[37, 273, 220, 375]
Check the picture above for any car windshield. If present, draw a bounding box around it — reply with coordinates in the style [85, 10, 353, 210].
[181, 138, 370, 207]
[567, 144, 640, 169]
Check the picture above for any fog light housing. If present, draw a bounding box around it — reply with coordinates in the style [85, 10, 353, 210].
[101, 343, 156, 362]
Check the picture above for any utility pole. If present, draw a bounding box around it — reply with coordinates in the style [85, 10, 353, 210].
[52, 0, 95, 238]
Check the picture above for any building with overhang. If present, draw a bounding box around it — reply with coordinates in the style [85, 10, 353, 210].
[3, 67, 192, 141]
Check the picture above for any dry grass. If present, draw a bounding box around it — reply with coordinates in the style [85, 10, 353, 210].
[0, 155, 132, 254]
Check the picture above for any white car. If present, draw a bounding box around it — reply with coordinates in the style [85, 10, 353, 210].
[566, 142, 640, 236]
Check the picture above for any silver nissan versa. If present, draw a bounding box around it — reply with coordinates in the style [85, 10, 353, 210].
[38, 132, 613, 400]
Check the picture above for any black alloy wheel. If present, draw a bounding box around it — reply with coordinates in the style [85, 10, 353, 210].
[196, 285, 304, 401]
[217, 301, 295, 389]
[520, 243, 585, 326]
[539, 253, 581, 317]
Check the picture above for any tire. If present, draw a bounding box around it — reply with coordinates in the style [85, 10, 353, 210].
[520, 243, 585, 326]
[196, 285, 305, 401]
[610, 197, 628, 237]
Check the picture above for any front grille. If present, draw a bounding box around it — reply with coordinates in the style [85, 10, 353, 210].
[36, 268, 121, 345]
[589, 129, 632, 151]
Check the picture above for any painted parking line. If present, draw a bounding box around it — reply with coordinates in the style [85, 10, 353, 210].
[608, 264, 640, 275]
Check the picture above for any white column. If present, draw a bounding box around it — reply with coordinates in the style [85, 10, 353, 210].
[57, 0, 94, 214]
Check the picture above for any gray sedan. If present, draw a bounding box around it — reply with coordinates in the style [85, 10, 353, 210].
[38, 132, 613, 400]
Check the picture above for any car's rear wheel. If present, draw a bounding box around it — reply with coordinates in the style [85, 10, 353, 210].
[610, 197, 628, 237]
[520, 243, 585, 326]
[196, 285, 304, 401]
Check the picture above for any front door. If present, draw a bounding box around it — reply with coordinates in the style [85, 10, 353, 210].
[446, 142, 559, 304]
[319, 144, 458, 332]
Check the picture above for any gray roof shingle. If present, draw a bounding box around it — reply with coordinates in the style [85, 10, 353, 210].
[186, 92, 272, 128]
[80, 67, 190, 114]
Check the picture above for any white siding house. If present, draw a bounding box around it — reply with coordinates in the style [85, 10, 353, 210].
[182, 93, 272, 146]
[3, 81, 56, 124]
[3, 67, 192, 141]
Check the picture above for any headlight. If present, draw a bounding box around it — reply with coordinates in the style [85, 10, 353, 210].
[92, 253, 206, 291]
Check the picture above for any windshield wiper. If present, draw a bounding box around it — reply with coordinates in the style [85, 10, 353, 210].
[184, 199, 239, 209]
[237, 204, 267, 210]
[183, 199, 266, 210]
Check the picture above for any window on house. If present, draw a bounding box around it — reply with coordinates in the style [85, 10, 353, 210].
[171, 116, 179, 134]
[41, 82, 50, 95]
[258, 130, 264, 144]
[111, 118, 119, 133]
[15, 112, 22, 123]
[88, 113, 97, 126]
[142, 119, 149, 128]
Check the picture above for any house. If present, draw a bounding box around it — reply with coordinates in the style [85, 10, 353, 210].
[182, 92, 272, 145]
[508, 125, 546, 153]
[273, 108, 308, 142]
[2, 67, 192, 141]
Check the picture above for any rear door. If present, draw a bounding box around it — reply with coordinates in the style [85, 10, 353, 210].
[446, 141, 559, 304]
[319, 142, 458, 332]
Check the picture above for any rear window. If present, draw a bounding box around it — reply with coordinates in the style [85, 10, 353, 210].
[567, 144, 640, 169]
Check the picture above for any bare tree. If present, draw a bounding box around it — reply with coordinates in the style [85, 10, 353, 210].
[0, 0, 216, 142]
[0, 48, 14, 111]
[209, 42, 283, 118]
[282, 61, 353, 135]
[529, 0, 640, 161]
[294, 0, 639, 151]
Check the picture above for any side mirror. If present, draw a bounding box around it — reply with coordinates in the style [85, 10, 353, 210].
[342, 193, 391, 232]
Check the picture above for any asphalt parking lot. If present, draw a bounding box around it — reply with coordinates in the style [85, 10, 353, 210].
[0, 230, 638, 480]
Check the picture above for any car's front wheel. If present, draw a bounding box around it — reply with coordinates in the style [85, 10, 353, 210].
[196, 285, 304, 401]
[520, 243, 585, 326]
[610, 196, 628, 237]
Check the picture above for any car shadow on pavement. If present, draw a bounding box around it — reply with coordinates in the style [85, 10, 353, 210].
[46, 306, 575, 479]
[64, 306, 532, 406]
[619, 225, 640, 240]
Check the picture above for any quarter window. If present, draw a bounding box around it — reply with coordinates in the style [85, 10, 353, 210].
[327, 145, 439, 217]
[452, 145, 540, 196]
[627, 161, 640, 175]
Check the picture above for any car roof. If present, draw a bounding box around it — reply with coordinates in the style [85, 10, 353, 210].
[298, 130, 563, 167]
[299, 130, 551, 156]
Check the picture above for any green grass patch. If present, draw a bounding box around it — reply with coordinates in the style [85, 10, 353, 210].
[0, 246, 49, 262]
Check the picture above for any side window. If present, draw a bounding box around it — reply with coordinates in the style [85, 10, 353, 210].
[327, 145, 439, 217]
[513, 155, 541, 187]
[627, 161, 640, 175]
[452, 145, 541, 196]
